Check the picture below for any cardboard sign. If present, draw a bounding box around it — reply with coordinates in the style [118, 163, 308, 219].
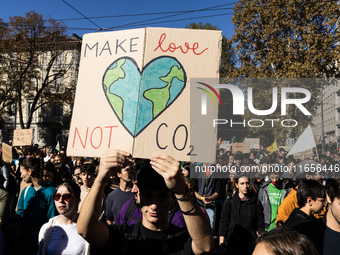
[293, 148, 314, 160]
[245, 138, 260, 149]
[220, 144, 232, 151]
[2, 143, 12, 163]
[232, 142, 250, 154]
[67, 28, 221, 162]
[13, 129, 32, 146]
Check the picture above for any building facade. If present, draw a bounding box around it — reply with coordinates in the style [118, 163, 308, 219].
[312, 83, 339, 151]
[0, 34, 82, 148]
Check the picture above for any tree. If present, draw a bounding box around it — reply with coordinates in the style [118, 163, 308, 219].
[185, 23, 243, 141]
[185, 22, 237, 78]
[0, 11, 81, 129]
[232, 0, 340, 78]
[230, 0, 340, 146]
[0, 19, 16, 121]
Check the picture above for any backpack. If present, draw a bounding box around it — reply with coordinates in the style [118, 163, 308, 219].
[124, 200, 141, 223]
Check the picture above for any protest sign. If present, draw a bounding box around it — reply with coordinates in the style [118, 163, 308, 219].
[232, 142, 250, 154]
[13, 129, 32, 146]
[67, 28, 221, 162]
[245, 138, 260, 149]
[220, 144, 232, 151]
[293, 148, 314, 160]
[2, 143, 12, 162]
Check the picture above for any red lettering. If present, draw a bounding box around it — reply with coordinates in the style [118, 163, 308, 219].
[72, 126, 119, 149]
[192, 42, 200, 55]
[72, 127, 88, 149]
[168, 43, 176, 53]
[183, 43, 190, 54]
[90, 126, 103, 149]
[154, 33, 167, 52]
[153, 33, 208, 55]
[105, 126, 118, 148]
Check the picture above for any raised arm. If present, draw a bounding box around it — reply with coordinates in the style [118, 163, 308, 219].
[77, 149, 130, 248]
[150, 154, 213, 255]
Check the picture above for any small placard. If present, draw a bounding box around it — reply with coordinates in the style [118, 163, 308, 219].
[13, 129, 33, 146]
[2, 143, 12, 162]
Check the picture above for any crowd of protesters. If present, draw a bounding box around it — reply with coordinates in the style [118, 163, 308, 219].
[0, 143, 339, 254]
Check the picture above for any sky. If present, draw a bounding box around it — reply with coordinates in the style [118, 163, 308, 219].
[1, 0, 237, 39]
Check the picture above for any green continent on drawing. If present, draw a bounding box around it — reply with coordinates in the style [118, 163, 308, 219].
[103, 56, 186, 137]
[103, 58, 140, 134]
[103, 58, 126, 120]
[144, 66, 185, 117]
[137, 57, 186, 135]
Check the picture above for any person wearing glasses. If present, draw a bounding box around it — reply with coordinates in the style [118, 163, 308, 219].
[284, 179, 325, 230]
[38, 180, 89, 255]
[296, 178, 340, 255]
[258, 171, 290, 231]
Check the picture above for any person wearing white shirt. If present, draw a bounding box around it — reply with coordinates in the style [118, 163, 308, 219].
[38, 181, 89, 255]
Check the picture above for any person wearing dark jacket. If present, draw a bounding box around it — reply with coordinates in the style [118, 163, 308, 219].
[295, 178, 340, 255]
[284, 208, 314, 230]
[284, 179, 325, 230]
[219, 174, 265, 255]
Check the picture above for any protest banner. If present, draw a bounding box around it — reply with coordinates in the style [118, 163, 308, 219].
[293, 148, 314, 160]
[13, 129, 33, 146]
[220, 144, 232, 151]
[232, 142, 250, 154]
[245, 138, 260, 149]
[2, 143, 12, 162]
[67, 28, 221, 162]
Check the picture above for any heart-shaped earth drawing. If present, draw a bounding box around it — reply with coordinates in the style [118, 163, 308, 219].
[102, 56, 186, 137]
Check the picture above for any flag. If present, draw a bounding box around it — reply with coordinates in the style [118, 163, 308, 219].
[287, 125, 316, 157]
[55, 141, 60, 152]
[217, 137, 222, 146]
[266, 141, 278, 154]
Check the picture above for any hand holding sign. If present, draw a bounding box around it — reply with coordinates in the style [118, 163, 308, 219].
[67, 28, 221, 163]
[150, 154, 186, 195]
[97, 149, 130, 182]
